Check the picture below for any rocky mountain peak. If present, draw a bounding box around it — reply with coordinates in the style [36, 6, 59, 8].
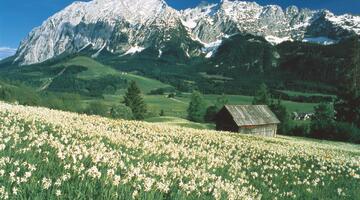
[13, 0, 360, 65]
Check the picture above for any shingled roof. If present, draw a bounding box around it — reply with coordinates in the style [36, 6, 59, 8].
[224, 105, 280, 126]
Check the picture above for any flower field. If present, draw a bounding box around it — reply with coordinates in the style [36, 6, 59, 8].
[0, 101, 359, 200]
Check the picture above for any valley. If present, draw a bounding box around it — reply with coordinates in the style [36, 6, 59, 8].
[0, 55, 319, 130]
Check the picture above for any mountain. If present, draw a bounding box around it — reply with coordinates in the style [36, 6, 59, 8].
[12, 0, 360, 65]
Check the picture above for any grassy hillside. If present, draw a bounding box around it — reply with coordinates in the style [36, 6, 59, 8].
[145, 116, 215, 130]
[0, 101, 359, 199]
[100, 93, 317, 119]
[61, 57, 171, 93]
[0, 56, 171, 94]
[0, 56, 319, 121]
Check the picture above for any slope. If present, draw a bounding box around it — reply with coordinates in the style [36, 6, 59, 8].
[0, 101, 359, 199]
[0, 56, 172, 95]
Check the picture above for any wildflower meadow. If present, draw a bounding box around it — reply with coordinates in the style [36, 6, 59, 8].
[0, 101, 359, 199]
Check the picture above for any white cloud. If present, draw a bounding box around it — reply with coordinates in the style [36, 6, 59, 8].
[0, 47, 17, 60]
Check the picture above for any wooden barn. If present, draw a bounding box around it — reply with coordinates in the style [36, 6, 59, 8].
[215, 105, 280, 137]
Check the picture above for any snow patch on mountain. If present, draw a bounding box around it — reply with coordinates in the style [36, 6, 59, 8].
[302, 37, 336, 45]
[122, 46, 146, 56]
[324, 11, 360, 34]
[265, 36, 293, 45]
[91, 43, 107, 58]
[202, 40, 223, 58]
[181, 19, 197, 29]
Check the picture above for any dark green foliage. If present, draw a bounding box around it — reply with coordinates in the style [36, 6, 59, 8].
[331, 122, 360, 143]
[85, 101, 109, 116]
[110, 104, 133, 120]
[310, 103, 336, 140]
[204, 106, 218, 122]
[149, 88, 165, 95]
[48, 66, 127, 97]
[311, 121, 360, 143]
[0, 79, 86, 113]
[310, 101, 360, 143]
[187, 91, 206, 122]
[41, 92, 84, 113]
[252, 83, 272, 105]
[335, 92, 360, 127]
[123, 81, 147, 120]
[167, 93, 176, 98]
[289, 124, 310, 137]
[272, 90, 334, 103]
[148, 87, 176, 95]
[270, 99, 291, 134]
[0, 81, 41, 106]
[204, 95, 229, 122]
[313, 103, 335, 123]
[215, 94, 229, 108]
[212, 34, 277, 73]
[160, 109, 165, 116]
[253, 83, 291, 134]
[335, 36, 360, 128]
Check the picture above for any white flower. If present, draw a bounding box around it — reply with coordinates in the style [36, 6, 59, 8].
[24, 171, 32, 178]
[113, 175, 121, 186]
[12, 187, 18, 195]
[87, 166, 101, 179]
[42, 177, 52, 190]
[56, 190, 61, 197]
[132, 190, 138, 199]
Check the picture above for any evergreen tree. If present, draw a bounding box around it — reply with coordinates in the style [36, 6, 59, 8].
[335, 36, 360, 127]
[123, 81, 147, 120]
[252, 84, 291, 134]
[204, 94, 229, 122]
[252, 83, 271, 105]
[204, 105, 219, 122]
[270, 99, 291, 134]
[311, 103, 335, 139]
[187, 91, 206, 122]
[215, 94, 229, 108]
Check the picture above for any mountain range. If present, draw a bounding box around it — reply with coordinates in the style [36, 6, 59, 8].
[12, 0, 360, 65]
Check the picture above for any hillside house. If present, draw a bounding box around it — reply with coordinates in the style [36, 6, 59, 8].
[215, 105, 280, 137]
[292, 112, 314, 121]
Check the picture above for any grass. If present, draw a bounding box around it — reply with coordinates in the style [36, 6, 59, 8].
[102, 93, 317, 120]
[1, 56, 318, 127]
[0, 101, 359, 200]
[54, 56, 172, 93]
[145, 116, 215, 130]
[279, 90, 335, 97]
[57, 56, 120, 79]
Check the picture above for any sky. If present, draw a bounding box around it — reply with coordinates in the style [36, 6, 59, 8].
[0, 0, 360, 59]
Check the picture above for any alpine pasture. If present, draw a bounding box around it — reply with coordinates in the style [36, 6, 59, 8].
[0, 101, 359, 199]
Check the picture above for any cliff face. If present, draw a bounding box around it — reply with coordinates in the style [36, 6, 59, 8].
[14, 0, 360, 65]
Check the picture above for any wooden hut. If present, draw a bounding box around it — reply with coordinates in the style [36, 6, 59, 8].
[215, 105, 280, 137]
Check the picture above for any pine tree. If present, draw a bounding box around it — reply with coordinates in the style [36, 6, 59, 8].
[205, 94, 229, 122]
[252, 83, 271, 105]
[187, 91, 206, 122]
[270, 99, 291, 134]
[311, 102, 336, 139]
[335, 36, 360, 127]
[123, 81, 147, 120]
[215, 94, 229, 109]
